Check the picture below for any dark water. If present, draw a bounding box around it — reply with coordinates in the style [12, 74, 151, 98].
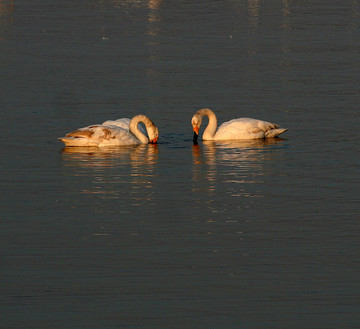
[1, 0, 359, 328]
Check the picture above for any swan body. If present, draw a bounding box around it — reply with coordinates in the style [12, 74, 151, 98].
[191, 108, 287, 141]
[59, 115, 158, 147]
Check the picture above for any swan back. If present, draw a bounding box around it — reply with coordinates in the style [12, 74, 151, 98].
[59, 124, 140, 147]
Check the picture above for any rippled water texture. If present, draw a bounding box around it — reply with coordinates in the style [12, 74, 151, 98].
[1, 0, 359, 328]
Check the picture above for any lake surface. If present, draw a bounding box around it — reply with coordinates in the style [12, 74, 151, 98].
[1, 0, 359, 328]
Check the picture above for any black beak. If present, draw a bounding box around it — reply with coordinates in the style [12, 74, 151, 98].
[193, 132, 198, 145]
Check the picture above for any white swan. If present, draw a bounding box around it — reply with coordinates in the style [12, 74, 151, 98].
[59, 114, 159, 147]
[191, 108, 287, 142]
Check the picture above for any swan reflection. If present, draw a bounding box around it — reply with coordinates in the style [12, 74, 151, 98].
[62, 144, 157, 164]
[61, 144, 158, 206]
[192, 138, 286, 198]
[195, 138, 285, 166]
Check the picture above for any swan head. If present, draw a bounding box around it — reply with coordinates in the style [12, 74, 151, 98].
[191, 113, 202, 136]
[147, 124, 159, 144]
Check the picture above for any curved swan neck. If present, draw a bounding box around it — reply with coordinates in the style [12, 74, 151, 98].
[197, 108, 217, 140]
[129, 115, 151, 143]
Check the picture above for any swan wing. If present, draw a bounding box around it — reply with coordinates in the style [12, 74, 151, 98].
[102, 118, 147, 135]
[59, 124, 140, 147]
[102, 118, 131, 130]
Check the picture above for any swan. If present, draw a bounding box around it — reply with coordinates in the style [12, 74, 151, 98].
[191, 108, 287, 142]
[58, 114, 159, 147]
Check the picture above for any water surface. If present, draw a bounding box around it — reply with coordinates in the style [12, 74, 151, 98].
[1, 0, 359, 328]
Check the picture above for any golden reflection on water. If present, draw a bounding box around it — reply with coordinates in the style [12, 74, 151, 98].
[145, 0, 162, 95]
[100, 0, 162, 39]
[110, 0, 162, 11]
[192, 138, 286, 198]
[247, 0, 260, 29]
[61, 144, 158, 206]
[195, 138, 285, 166]
[0, 0, 13, 15]
[148, 0, 162, 11]
[0, 0, 14, 40]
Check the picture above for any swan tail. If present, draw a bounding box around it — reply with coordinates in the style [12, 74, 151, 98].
[265, 128, 288, 138]
[58, 137, 76, 147]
